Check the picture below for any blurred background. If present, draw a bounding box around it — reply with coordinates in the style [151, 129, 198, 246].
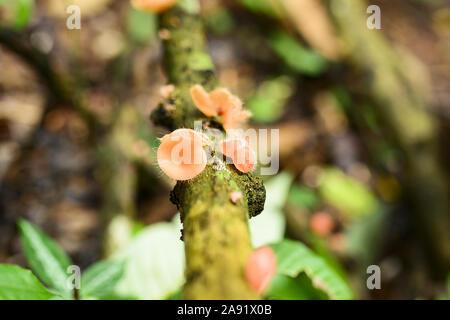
[0, 0, 450, 299]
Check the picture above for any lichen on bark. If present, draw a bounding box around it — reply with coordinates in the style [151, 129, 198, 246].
[151, 3, 265, 299]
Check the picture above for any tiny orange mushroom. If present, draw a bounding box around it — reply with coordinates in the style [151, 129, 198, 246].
[220, 137, 256, 173]
[131, 0, 178, 13]
[159, 84, 175, 98]
[190, 85, 218, 117]
[310, 211, 335, 236]
[230, 191, 243, 204]
[245, 246, 277, 294]
[190, 85, 251, 130]
[157, 129, 208, 181]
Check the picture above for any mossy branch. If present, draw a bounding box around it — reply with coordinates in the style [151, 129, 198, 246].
[151, 4, 265, 299]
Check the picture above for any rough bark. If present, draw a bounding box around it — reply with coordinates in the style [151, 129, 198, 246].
[151, 3, 265, 299]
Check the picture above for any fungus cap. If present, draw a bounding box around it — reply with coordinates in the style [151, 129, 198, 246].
[245, 246, 277, 294]
[220, 137, 256, 173]
[310, 211, 334, 236]
[157, 129, 208, 181]
[131, 0, 177, 13]
[190, 85, 218, 117]
[190, 85, 251, 129]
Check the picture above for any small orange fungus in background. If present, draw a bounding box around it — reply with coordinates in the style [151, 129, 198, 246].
[220, 137, 256, 173]
[190, 85, 251, 130]
[246, 246, 277, 294]
[159, 84, 175, 98]
[131, 0, 177, 13]
[157, 129, 208, 181]
[229, 191, 243, 203]
[309, 211, 334, 236]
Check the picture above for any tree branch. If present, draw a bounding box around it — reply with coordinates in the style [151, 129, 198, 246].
[0, 27, 96, 131]
[151, 3, 265, 299]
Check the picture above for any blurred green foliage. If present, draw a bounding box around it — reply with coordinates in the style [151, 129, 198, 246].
[238, 0, 280, 18]
[0, 265, 56, 300]
[80, 259, 126, 300]
[0, 0, 34, 30]
[205, 7, 235, 35]
[318, 168, 378, 220]
[269, 239, 354, 299]
[127, 6, 158, 45]
[18, 219, 73, 299]
[268, 273, 328, 300]
[268, 30, 327, 76]
[247, 76, 293, 123]
[288, 184, 318, 211]
[114, 216, 185, 300]
[0, 220, 128, 300]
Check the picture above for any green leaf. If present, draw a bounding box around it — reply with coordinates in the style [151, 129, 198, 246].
[114, 217, 185, 300]
[270, 240, 354, 299]
[127, 6, 157, 45]
[250, 172, 293, 247]
[80, 259, 126, 299]
[267, 273, 328, 300]
[205, 7, 235, 35]
[247, 76, 293, 123]
[288, 184, 318, 211]
[14, 0, 34, 29]
[17, 219, 73, 298]
[309, 235, 350, 283]
[0, 264, 57, 300]
[238, 0, 281, 19]
[267, 30, 327, 76]
[0, 0, 34, 30]
[318, 168, 378, 219]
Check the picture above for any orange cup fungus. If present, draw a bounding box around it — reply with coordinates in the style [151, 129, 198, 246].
[245, 246, 277, 294]
[220, 137, 256, 173]
[190, 85, 252, 130]
[157, 129, 208, 181]
[157, 86, 256, 180]
[131, 0, 177, 13]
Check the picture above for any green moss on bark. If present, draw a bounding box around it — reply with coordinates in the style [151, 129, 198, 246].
[171, 162, 260, 299]
[151, 3, 265, 299]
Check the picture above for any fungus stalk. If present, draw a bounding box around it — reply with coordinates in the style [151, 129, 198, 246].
[151, 2, 265, 299]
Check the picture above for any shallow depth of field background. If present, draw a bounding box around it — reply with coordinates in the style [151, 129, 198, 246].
[0, 0, 450, 299]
